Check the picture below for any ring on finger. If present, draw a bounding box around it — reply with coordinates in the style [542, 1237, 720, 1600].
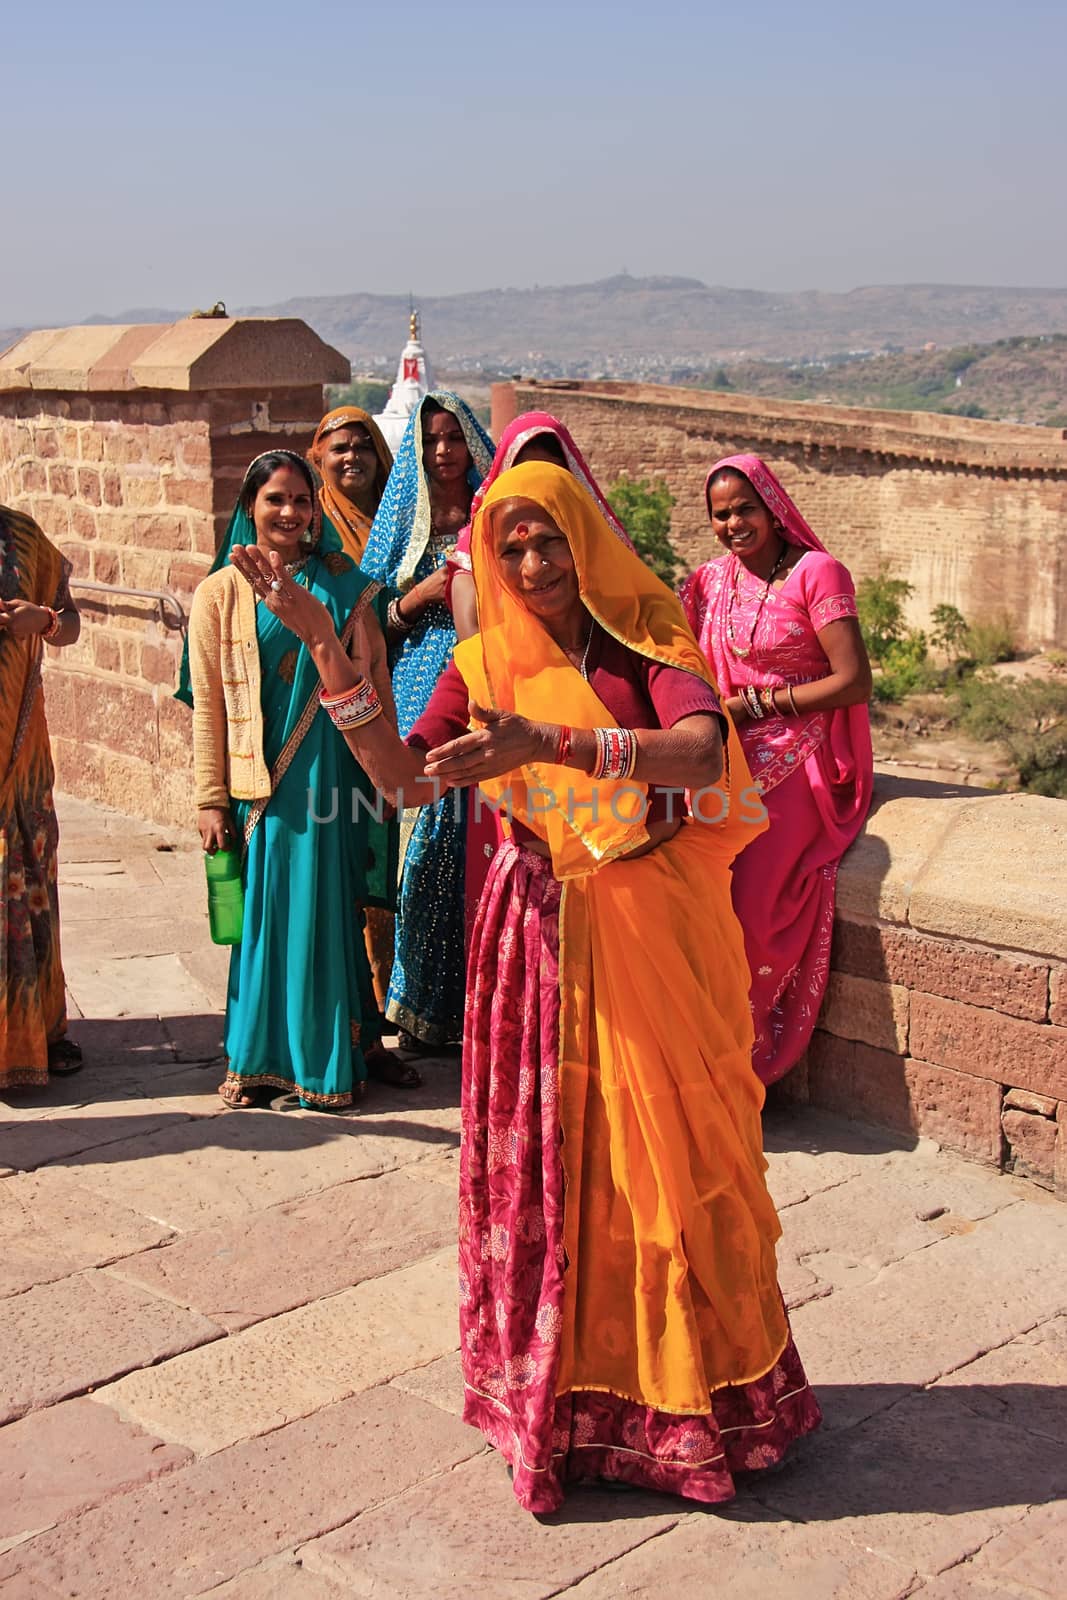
[270, 579, 284, 593]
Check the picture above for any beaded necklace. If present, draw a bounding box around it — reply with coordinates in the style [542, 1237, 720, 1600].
[726, 540, 788, 658]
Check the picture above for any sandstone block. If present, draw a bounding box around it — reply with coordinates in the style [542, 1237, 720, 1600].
[835, 786, 972, 926]
[0, 1168, 173, 1297]
[76, 466, 101, 504]
[389, 1350, 466, 1418]
[1003, 1087, 1058, 1115]
[0, 1271, 221, 1425]
[20, 462, 46, 493]
[97, 1247, 458, 1453]
[101, 468, 122, 507]
[70, 503, 98, 540]
[111, 1165, 456, 1332]
[0, 1386, 481, 1599]
[933, 1314, 1067, 1445]
[46, 464, 75, 497]
[0, 1396, 191, 1549]
[970, 1500, 1067, 1596]
[564, 1513, 916, 1599]
[789, 1200, 1067, 1435]
[832, 920, 1051, 1022]
[819, 972, 909, 1053]
[1051, 965, 1067, 1026]
[1002, 1107, 1057, 1186]
[79, 427, 105, 462]
[303, 1450, 679, 1600]
[908, 791, 1067, 957]
[911, 993, 1067, 1100]
[192, 1559, 352, 1598]
[757, 1384, 1066, 1581]
[120, 472, 163, 510]
[163, 475, 214, 513]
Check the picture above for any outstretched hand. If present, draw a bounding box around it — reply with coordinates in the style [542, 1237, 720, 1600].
[424, 703, 548, 787]
[229, 546, 335, 648]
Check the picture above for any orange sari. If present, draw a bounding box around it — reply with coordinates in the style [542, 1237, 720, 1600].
[454, 465, 818, 1509]
[0, 508, 70, 1087]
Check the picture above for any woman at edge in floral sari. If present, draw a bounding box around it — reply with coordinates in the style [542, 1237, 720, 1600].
[360, 391, 493, 1050]
[1, 505, 82, 1088]
[186, 452, 397, 1109]
[233, 460, 821, 1512]
[680, 454, 873, 1086]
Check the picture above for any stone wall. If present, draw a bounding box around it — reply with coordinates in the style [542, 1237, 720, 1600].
[0, 319, 348, 827]
[493, 380, 1067, 649]
[787, 777, 1067, 1195]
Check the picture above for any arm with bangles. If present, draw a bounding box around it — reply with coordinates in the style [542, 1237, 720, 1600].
[384, 564, 450, 644]
[725, 616, 872, 727]
[0, 596, 80, 648]
[231, 547, 724, 798]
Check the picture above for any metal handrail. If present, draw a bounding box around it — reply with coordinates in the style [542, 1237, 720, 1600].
[70, 579, 188, 635]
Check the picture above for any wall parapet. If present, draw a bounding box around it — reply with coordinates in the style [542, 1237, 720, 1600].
[785, 775, 1067, 1196]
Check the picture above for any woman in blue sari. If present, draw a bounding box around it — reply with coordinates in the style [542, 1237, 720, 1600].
[361, 393, 494, 1049]
[187, 451, 396, 1109]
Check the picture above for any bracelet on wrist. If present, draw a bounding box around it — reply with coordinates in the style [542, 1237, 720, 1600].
[387, 596, 413, 635]
[555, 725, 573, 766]
[590, 726, 638, 782]
[319, 677, 383, 731]
[41, 606, 62, 641]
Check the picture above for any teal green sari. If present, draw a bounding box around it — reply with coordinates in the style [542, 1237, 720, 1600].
[222, 548, 395, 1107]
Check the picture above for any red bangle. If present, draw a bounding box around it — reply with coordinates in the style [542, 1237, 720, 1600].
[42, 607, 62, 641]
[556, 725, 572, 765]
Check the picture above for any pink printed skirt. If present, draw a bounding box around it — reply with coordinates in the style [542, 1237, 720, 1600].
[459, 840, 821, 1514]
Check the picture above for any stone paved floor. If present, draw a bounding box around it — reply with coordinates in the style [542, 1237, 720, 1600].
[1, 795, 1065, 1599]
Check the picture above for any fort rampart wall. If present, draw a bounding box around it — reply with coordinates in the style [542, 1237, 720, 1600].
[494, 380, 1067, 649]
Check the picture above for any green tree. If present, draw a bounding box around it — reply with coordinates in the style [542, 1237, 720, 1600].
[606, 474, 679, 588]
[930, 603, 969, 657]
[325, 379, 390, 414]
[856, 567, 914, 663]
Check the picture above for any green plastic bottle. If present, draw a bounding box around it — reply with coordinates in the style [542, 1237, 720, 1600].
[204, 848, 244, 945]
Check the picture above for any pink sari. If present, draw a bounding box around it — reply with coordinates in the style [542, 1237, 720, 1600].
[680, 454, 873, 1085]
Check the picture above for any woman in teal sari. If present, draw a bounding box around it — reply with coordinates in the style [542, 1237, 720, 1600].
[186, 450, 396, 1109]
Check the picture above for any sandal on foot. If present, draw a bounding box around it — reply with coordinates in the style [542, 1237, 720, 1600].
[48, 1038, 83, 1076]
[218, 1083, 271, 1109]
[365, 1045, 421, 1089]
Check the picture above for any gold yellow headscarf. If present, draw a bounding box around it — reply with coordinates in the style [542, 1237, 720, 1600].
[309, 406, 393, 563]
[454, 460, 756, 878]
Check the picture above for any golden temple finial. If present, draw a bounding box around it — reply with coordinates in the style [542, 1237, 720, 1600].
[409, 308, 419, 341]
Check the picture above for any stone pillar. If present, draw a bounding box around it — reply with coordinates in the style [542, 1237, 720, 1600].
[0, 318, 349, 826]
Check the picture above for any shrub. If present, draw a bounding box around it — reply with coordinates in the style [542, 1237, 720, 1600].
[873, 630, 936, 703]
[930, 603, 969, 657]
[965, 614, 1017, 667]
[949, 674, 1067, 797]
[606, 474, 679, 588]
[856, 567, 914, 664]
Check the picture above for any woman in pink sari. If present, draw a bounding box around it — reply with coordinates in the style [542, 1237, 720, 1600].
[446, 414, 634, 938]
[680, 455, 873, 1085]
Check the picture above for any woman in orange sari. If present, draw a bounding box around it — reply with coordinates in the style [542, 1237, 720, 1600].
[1, 506, 82, 1088]
[231, 462, 820, 1513]
[307, 405, 393, 564]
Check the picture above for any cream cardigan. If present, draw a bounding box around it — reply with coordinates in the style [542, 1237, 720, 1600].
[188, 564, 272, 807]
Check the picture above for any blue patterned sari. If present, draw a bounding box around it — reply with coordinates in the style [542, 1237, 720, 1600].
[361, 392, 494, 1044]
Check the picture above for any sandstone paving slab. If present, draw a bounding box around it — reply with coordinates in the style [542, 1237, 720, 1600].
[779, 1146, 1020, 1285]
[53, 1108, 448, 1232]
[193, 1556, 353, 1598]
[96, 1247, 459, 1454]
[0, 1395, 192, 1551]
[389, 1350, 466, 1418]
[0, 1167, 174, 1298]
[931, 1315, 1067, 1445]
[0, 1384, 483, 1600]
[789, 1200, 1067, 1433]
[108, 1165, 457, 1331]
[161, 1010, 226, 1063]
[966, 1499, 1067, 1598]
[64, 950, 218, 1022]
[0, 1101, 198, 1173]
[0, 1269, 221, 1425]
[903, 1570, 1046, 1600]
[58, 880, 191, 926]
[300, 1450, 681, 1600]
[562, 1511, 918, 1600]
[753, 1385, 1066, 1578]
[762, 1110, 899, 1211]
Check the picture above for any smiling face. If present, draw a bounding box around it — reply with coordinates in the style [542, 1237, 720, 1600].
[707, 470, 777, 563]
[320, 424, 380, 505]
[493, 497, 581, 626]
[421, 408, 472, 487]
[251, 465, 314, 559]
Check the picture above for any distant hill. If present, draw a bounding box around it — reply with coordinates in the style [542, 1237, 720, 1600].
[243, 276, 1067, 377]
[696, 335, 1067, 428]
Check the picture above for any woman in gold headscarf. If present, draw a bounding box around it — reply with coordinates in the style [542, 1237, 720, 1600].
[307, 405, 393, 564]
[230, 462, 821, 1513]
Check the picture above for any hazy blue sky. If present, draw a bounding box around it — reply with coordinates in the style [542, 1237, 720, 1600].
[3, 0, 1064, 325]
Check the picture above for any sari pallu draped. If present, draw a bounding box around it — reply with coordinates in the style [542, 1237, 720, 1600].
[451, 462, 820, 1512]
[361, 392, 494, 1044]
[0, 509, 71, 1088]
[680, 453, 873, 1085]
[188, 538, 395, 1108]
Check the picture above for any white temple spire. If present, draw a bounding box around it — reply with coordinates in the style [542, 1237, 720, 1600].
[375, 308, 433, 452]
